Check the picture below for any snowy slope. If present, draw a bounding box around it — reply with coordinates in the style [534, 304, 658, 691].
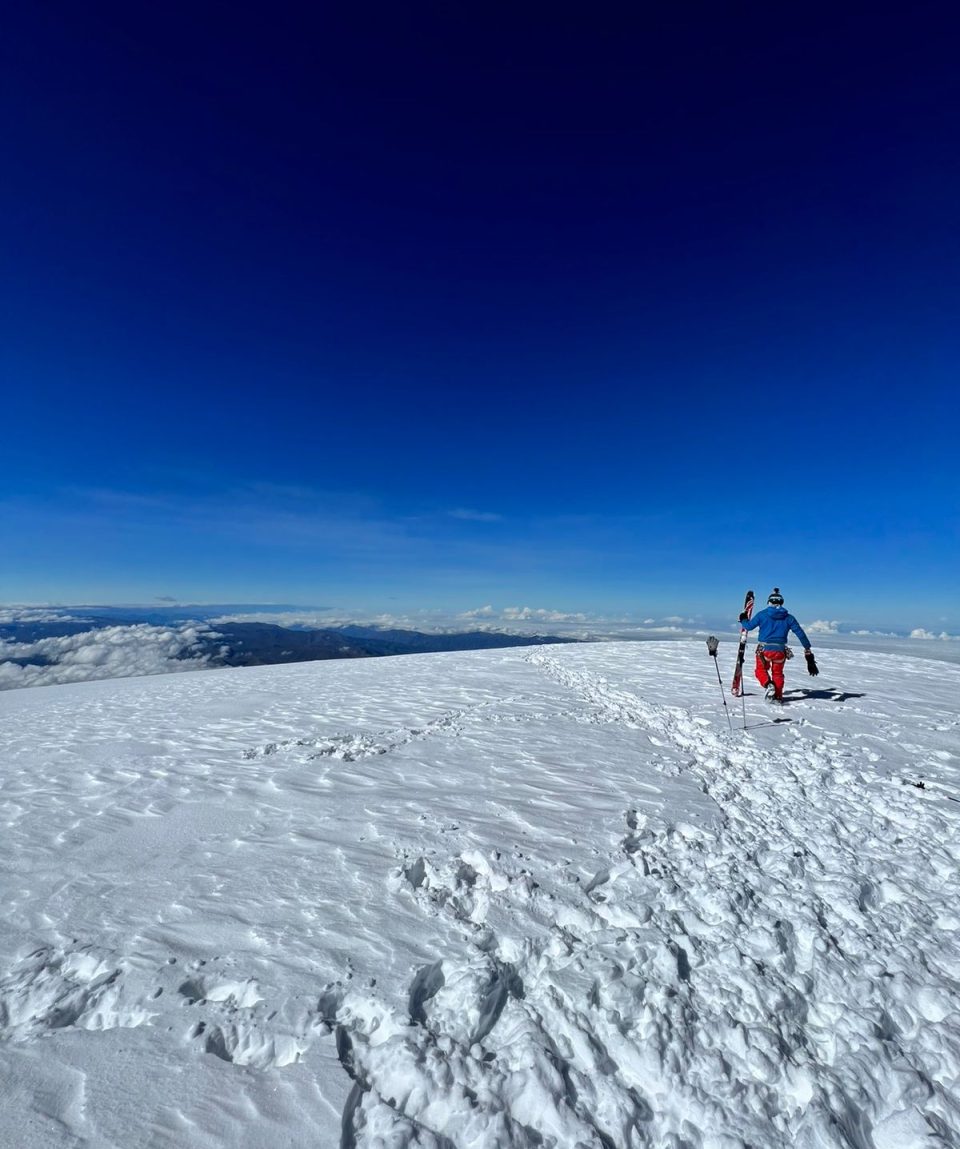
[0, 641, 958, 1148]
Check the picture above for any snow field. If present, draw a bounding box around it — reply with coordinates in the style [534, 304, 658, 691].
[0, 641, 958, 1147]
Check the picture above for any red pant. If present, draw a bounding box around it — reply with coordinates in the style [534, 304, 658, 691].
[755, 649, 786, 698]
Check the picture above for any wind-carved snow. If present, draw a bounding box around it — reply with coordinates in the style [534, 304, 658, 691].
[0, 642, 957, 1147]
[329, 651, 960, 1147]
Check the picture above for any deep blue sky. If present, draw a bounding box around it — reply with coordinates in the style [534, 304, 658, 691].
[3, 3, 958, 628]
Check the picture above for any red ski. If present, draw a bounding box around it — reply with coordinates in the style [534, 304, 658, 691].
[731, 589, 755, 696]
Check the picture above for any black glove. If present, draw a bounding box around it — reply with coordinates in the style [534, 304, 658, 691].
[739, 612, 749, 623]
[805, 650, 819, 676]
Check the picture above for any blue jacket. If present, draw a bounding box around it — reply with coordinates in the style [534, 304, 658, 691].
[740, 606, 811, 651]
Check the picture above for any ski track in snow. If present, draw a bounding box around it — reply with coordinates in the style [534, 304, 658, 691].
[0, 643, 958, 1147]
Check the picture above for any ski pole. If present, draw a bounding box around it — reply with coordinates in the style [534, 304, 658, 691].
[706, 636, 733, 731]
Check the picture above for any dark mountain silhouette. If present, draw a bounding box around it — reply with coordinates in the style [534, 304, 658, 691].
[204, 623, 576, 667]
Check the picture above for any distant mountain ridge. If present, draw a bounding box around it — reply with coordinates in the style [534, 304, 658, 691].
[203, 623, 578, 667]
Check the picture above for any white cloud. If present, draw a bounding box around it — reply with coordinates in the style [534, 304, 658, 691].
[502, 606, 588, 623]
[909, 628, 958, 641]
[0, 624, 216, 691]
[0, 608, 88, 624]
[806, 620, 841, 635]
[460, 605, 496, 619]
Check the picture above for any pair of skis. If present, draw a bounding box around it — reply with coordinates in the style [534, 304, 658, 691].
[731, 589, 755, 697]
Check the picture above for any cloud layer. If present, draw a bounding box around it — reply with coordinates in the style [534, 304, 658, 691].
[0, 624, 216, 690]
[2, 605, 958, 692]
[0, 608, 88, 624]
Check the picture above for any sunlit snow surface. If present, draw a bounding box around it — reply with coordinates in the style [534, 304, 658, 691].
[1, 641, 958, 1148]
